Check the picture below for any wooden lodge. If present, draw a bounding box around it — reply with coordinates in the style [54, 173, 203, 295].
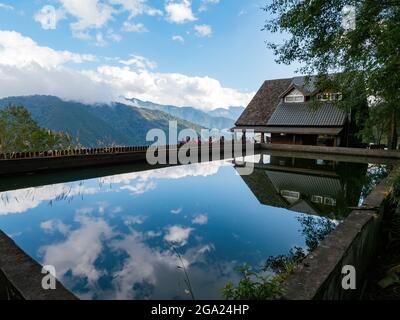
[233, 76, 357, 147]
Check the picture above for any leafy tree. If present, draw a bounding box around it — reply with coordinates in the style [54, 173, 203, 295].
[264, 0, 400, 148]
[0, 105, 73, 153]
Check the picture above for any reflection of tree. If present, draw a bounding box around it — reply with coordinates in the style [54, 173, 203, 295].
[296, 215, 336, 252]
[223, 215, 336, 300]
[361, 165, 388, 200]
[264, 215, 336, 274]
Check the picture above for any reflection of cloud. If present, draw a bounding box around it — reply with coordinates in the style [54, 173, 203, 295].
[76, 207, 94, 215]
[97, 201, 109, 214]
[124, 215, 146, 226]
[164, 226, 194, 246]
[40, 215, 114, 284]
[120, 182, 156, 195]
[110, 231, 180, 299]
[40, 219, 70, 235]
[171, 207, 182, 215]
[101, 161, 228, 185]
[109, 232, 238, 299]
[146, 230, 162, 238]
[112, 206, 123, 214]
[37, 212, 239, 299]
[0, 183, 97, 215]
[96, 161, 229, 199]
[192, 214, 208, 225]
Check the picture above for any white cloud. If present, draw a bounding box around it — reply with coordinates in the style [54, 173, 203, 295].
[0, 31, 254, 110]
[194, 24, 212, 37]
[199, 0, 219, 12]
[59, 0, 115, 31]
[0, 30, 95, 69]
[0, 3, 13, 10]
[110, 0, 162, 18]
[86, 65, 254, 110]
[164, 225, 193, 246]
[106, 28, 122, 42]
[192, 214, 208, 225]
[122, 21, 148, 33]
[172, 35, 184, 43]
[118, 55, 157, 70]
[95, 32, 107, 46]
[165, 0, 197, 24]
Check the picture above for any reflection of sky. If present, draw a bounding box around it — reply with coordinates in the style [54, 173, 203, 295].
[0, 160, 336, 300]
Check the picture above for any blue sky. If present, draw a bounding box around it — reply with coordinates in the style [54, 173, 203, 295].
[0, 0, 299, 110]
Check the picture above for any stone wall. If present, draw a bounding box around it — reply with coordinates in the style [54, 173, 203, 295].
[0, 231, 77, 300]
[282, 180, 391, 300]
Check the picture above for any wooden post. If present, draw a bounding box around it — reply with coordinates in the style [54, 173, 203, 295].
[242, 131, 246, 143]
[261, 133, 265, 143]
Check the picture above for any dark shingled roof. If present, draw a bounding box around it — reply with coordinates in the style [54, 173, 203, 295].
[235, 75, 347, 128]
[235, 78, 292, 126]
[267, 102, 346, 127]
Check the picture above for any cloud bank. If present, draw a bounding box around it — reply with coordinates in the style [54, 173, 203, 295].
[0, 30, 254, 110]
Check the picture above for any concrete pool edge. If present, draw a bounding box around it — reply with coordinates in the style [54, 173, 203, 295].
[282, 176, 392, 300]
[261, 143, 400, 159]
[0, 230, 77, 300]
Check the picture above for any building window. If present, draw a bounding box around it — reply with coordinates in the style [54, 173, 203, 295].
[316, 92, 343, 101]
[311, 195, 324, 204]
[284, 89, 305, 103]
[324, 197, 337, 206]
[280, 190, 300, 201]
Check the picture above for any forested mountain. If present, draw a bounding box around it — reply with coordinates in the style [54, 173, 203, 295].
[0, 96, 202, 147]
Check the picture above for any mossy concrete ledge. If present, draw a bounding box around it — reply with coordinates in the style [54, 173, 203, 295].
[0, 230, 77, 300]
[282, 179, 391, 300]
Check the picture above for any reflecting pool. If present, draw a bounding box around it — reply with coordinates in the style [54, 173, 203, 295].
[0, 153, 388, 299]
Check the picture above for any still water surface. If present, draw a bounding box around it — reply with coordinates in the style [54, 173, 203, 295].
[0, 153, 387, 299]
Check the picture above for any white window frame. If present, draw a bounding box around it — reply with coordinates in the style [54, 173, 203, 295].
[324, 197, 337, 206]
[316, 92, 343, 101]
[311, 195, 324, 204]
[284, 89, 305, 103]
[280, 190, 300, 201]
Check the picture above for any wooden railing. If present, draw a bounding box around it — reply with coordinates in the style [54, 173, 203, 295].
[0, 141, 254, 161]
[0, 145, 156, 160]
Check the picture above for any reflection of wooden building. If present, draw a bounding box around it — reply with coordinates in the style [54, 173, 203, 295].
[236, 156, 368, 218]
[232, 76, 357, 147]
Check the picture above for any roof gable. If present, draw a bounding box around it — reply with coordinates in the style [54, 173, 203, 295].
[235, 78, 292, 126]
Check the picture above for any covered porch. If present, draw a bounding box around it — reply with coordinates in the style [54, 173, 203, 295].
[231, 126, 343, 147]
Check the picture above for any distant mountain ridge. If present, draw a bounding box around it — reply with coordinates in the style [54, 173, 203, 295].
[127, 98, 244, 130]
[207, 106, 245, 121]
[0, 95, 202, 148]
